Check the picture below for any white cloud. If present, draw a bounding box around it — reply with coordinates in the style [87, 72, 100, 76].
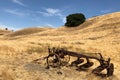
[46, 8, 60, 14]
[12, 0, 26, 7]
[5, 9, 29, 17]
[38, 8, 62, 17]
[61, 17, 66, 23]
[100, 9, 111, 13]
[37, 8, 66, 23]
[45, 24, 54, 27]
[37, 11, 52, 17]
[0, 23, 17, 30]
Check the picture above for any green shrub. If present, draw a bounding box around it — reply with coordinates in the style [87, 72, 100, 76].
[65, 13, 86, 27]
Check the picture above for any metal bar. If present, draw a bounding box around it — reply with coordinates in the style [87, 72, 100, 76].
[65, 50, 100, 61]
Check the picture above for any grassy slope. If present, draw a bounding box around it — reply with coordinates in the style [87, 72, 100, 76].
[0, 29, 12, 35]
[0, 12, 120, 80]
[7, 27, 53, 37]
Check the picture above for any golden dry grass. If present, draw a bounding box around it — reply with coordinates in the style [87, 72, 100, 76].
[7, 27, 53, 37]
[0, 29, 11, 35]
[0, 12, 120, 80]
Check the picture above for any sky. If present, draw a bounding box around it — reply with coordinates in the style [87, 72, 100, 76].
[0, 0, 120, 30]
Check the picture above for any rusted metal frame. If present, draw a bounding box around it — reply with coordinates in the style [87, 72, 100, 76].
[63, 50, 101, 62]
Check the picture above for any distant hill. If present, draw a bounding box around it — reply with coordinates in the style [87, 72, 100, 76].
[0, 29, 12, 35]
[4, 12, 120, 38]
[7, 27, 53, 37]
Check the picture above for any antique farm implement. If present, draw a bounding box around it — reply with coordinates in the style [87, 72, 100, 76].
[33, 47, 114, 77]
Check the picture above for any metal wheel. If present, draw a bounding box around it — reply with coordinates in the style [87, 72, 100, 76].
[46, 54, 61, 68]
[60, 55, 70, 66]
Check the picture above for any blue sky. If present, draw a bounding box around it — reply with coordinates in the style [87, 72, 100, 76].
[0, 0, 120, 30]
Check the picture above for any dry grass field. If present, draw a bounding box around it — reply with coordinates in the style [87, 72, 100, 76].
[0, 12, 120, 80]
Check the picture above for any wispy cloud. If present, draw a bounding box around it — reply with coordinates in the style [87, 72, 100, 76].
[61, 17, 66, 23]
[100, 9, 111, 13]
[46, 8, 60, 15]
[37, 8, 66, 23]
[0, 24, 6, 29]
[37, 8, 61, 17]
[45, 24, 54, 27]
[0, 23, 17, 30]
[4, 9, 29, 17]
[12, 0, 26, 7]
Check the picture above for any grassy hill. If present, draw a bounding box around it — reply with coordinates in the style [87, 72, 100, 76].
[0, 29, 11, 35]
[0, 12, 120, 80]
[7, 27, 53, 37]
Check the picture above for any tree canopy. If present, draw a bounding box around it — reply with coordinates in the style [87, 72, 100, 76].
[65, 13, 86, 27]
